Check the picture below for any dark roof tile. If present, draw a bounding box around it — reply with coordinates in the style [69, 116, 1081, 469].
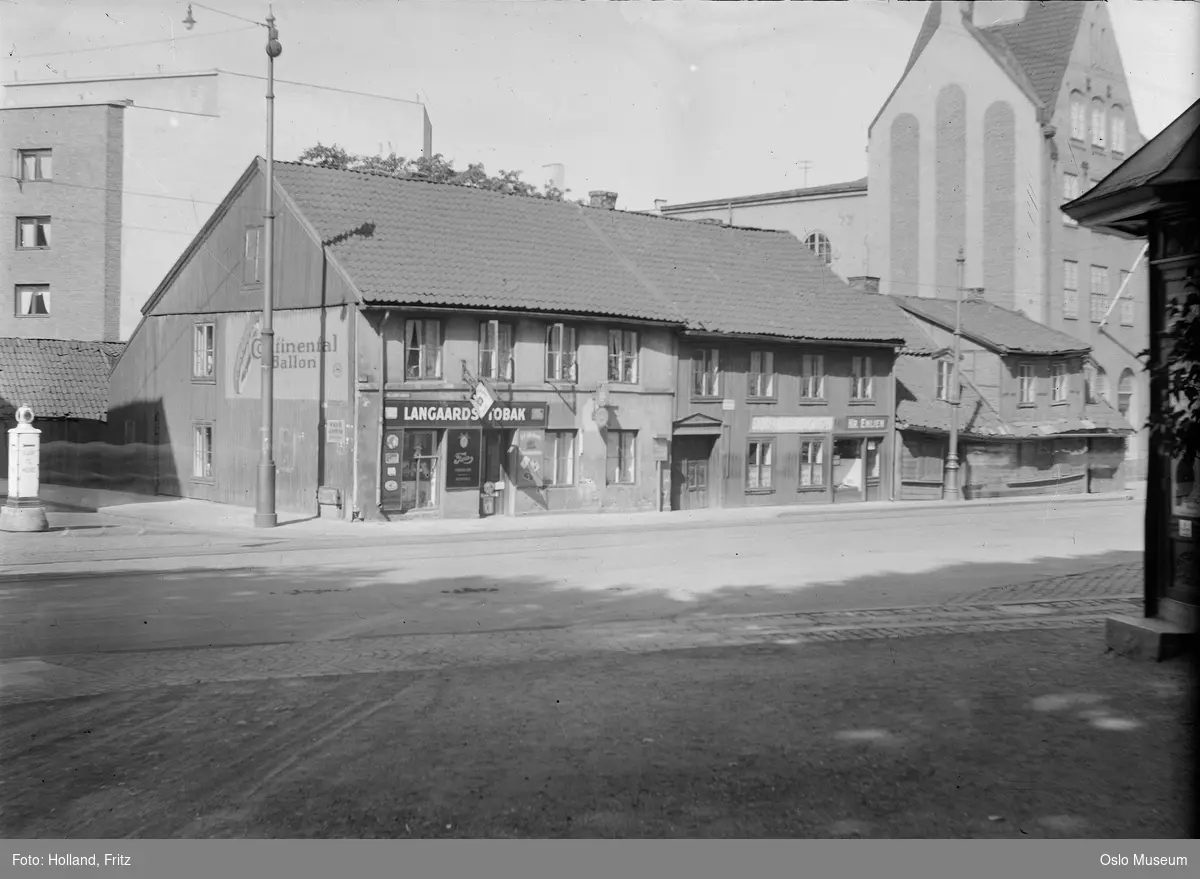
[981, 2, 1087, 108]
[0, 338, 124, 421]
[894, 296, 1091, 356]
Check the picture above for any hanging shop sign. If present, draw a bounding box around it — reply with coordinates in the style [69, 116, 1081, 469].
[384, 399, 548, 428]
[838, 415, 890, 433]
[446, 428, 483, 490]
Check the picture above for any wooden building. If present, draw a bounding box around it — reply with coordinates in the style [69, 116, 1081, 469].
[892, 294, 1133, 501]
[107, 159, 907, 523]
[1063, 97, 1199, 658]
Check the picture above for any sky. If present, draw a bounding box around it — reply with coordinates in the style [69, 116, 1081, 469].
[2, 0, 1198, 211]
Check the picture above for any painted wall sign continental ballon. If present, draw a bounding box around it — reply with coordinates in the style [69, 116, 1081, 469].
[224, 309, 348, 403]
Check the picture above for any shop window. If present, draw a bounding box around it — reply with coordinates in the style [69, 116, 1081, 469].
[18, 148, 52, 181]
[851, 356, 874, 401]
[545, 323, 577, 382]
[1052, 361, 1069, 403]
[546, 430, 576, 487]
[244, 226, 263, 284]
[1018, 362, 1036, 405]
[479, 320, 514, 382]
[747, 439, 774, 490]
[605, 429, 636, 484]
[692, 348, 720, 397]
[192, 423, 214, 481]
[404, 319, 442, 380]
[16, 216, 50, 249]
[799, 438, 825, 488]
[193, 322, 216, 380]
[800, 353, 825, 400]
[401, 429, 439, 510]
[607, 329, 638, 384]
[1062, 173, 1080, 226]
[1063, 259, 1079, 319]
[1089, 265, 1108, 322]
[748, 351, 775, 398]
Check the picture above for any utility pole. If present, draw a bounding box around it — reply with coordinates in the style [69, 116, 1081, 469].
[944, 248, 965, 501]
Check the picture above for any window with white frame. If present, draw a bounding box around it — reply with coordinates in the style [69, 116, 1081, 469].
[1118, 271, 1134, 326]
[545, 430, 576, 487]
[1069, 92, 1086, 141]
[800, 353, 825, 400]
[193, 322, 215, 380]
[1117, 370, 1135, 416]
[1052, 361, 1069, 403]
[748, 351, 775, 398]
[1018, 362, 1036, 405]
[608, 329, 638, 383]
[193, 423, 214, 480]
[545, 323, 577, 382]
[747, 439, 774, 490]
[479, 320, 515, 382]
[16, 217, 50, 249]
[804, 232, 832, 265]
[605, 429, 636, 484]
[1062, 173, 1080, 225]
[18, 149, 52, 181]
[1091, 98, 1107, 148]
[404, 318, 442, 380]
[15, 284, 49, 316]
[1092, 366, 1110, 404]
[799, 439, 824, 488]
[1090, 265, 1108, 322]
[851, 355, 873, 401]
[1110, 106, 1127, 154]
[936, 358, 953, 402]
[692, 348, 720, 397]
[1063, 259, 1079, 319]
[244, 226, 263, 284]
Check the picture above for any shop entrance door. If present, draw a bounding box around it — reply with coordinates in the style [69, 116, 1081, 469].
[833, 437, 865, 503]
[670, 435, 714, 511]
[864, 437, 884, 501]
[399, 429, 439, 513]
[480, 430, 512, 517]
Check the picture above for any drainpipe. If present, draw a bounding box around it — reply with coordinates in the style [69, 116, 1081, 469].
[1041, 117, 1057, 326]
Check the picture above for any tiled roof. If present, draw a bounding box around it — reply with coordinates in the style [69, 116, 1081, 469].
[0, 338, 124, 421]
[980, 2, 1087, 109]
[896, 354, 1135, 439]
[272, 161, 907, 345]
[894, 296, 1091, 356]
[896, 311, 947, 357]
[661, 178, 868, 213]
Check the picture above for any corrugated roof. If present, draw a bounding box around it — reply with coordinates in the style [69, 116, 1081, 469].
[894, 296, 1091, 356]
[0, 338, 124, 421]
[980, 2, 1087, 109]
[272, 161, 907, 345]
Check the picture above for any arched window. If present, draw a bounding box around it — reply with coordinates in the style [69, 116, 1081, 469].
[804, 232, 832, 265]
[1091, 98, 1107, 148]
[1110, 105, 1126, 154]
[1117, 369, 1135, 417]
[1085, 361, 1110, 404]
[1069, 91, 1086, 141]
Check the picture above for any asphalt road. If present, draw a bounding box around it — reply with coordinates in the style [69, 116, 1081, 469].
[1, 499, 1141, 659]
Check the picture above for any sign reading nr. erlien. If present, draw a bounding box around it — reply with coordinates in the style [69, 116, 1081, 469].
[385, 400, 548, 428]
[839, 416, 890, 433]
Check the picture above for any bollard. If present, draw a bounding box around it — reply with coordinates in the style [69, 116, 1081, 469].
[1, 406, 49, 532]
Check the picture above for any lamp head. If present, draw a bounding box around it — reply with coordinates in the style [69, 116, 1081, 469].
[183, 4, 196, 30]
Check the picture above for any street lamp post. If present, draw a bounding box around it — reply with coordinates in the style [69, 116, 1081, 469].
[184, 4, 282, 528]
[944, 247, 965, 501]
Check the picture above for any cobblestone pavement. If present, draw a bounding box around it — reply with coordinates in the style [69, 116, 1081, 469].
[0, 595, 1139, 707]
[943, 563, 1141, 604]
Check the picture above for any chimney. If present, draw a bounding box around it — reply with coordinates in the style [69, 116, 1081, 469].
[966, 286, 986, 301]
[848, 276, 881, 295]
[589, 190, 618, 210]
[654, 199, 667, 213]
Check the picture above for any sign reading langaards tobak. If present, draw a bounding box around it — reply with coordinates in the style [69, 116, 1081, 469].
[385, 400, 548, 428]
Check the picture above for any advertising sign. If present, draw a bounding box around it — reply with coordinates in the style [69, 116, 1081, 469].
[385, 400, 548, 428]
[224, 308, 348, 403]
[514, 429, 545, 489]
[839, 416, 890, 433]
[749, 416, 834, 434]
[446, 428, 482, 490]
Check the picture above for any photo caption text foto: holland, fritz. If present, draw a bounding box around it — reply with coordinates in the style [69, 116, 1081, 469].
[13, 853, 133, 867]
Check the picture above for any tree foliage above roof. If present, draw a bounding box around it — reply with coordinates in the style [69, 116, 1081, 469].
[295, 143, 581, 203]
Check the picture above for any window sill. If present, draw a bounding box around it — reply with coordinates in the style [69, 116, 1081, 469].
[1052, 400, 1070, 407]
[545, 379, 577, 387]
[15, 247, 51, 252]
[243, 282, 263, 289]
[191, 476, 216, 485]
[1017, 403, 1036, 409]
[14, 314, 50, 319]
[191, 377, 217, 385]
[849, 399, 876, 406]
[606, 482, 637, 488]
[691, 395, 722, 403]
[798, 398, 828, 406]
[797, 486, 826, 493]
[746, 396, 778, 404]
[1064, 314, 1078, 320]
[745, 488, 776, 495]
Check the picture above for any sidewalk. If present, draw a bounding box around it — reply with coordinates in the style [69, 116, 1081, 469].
[0, 478, 1145, 575]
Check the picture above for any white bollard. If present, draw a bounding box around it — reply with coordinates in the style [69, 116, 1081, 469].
[1, 406, 49, 532]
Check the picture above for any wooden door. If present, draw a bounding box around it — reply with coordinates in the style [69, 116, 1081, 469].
[864, 437, 883, 501]
[671, 435, 714, 511]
